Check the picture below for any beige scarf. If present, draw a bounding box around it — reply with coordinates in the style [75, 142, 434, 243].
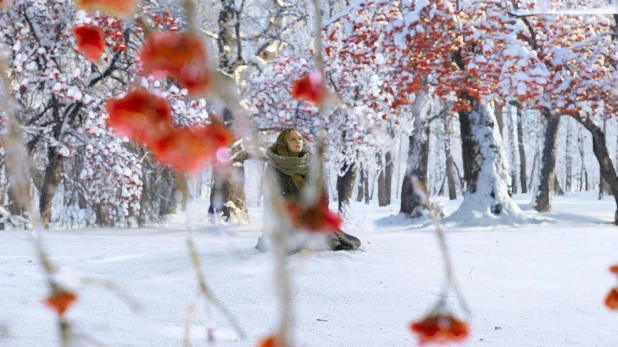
[267, 147, 313, 189]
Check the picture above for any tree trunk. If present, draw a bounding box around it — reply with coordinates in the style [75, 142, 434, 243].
[0, 164, 4, 207]
[534, 109, 560, 212]
[400, 130, 430, 216]
[369, 174, 375, 201]
[572, 114, 618, 224]
[208, 0, 249, 222]
[356, 164, 365, 202]
[577, 127, 587, 191]
[444, 118, 457, 200]
[438, 175, 446, 196]
[528, 150, 538, 192]
[400, 91, 430, 217]
[495, 104, 505, 137]
[565, 118, 572, 192]
[209, 139, 248, 221]
[40, 147, 64, 228]
[599, 119, 608, 199]
[506, 105, 518, 194]
[553, 172, 564, 195]
[0, 165, 4, 230]
[450, 97, 519, 221]
[175, 174, 189, 211]
[516, 106, 528, 193]
[94, 204, 111, 227]
[615, 117, 618, 173]
[364, 168, 370, 204]
[7, 182, 25, 216]
[336, 163, 356, 211]
[377, 151, 393, 206]
[395, 137, 403, 199]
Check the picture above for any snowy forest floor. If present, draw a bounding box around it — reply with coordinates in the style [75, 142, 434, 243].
[1, 192, 618, 347]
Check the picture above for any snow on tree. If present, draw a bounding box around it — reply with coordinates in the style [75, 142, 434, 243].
[508, 0, 618, 216]
[0, 2, 213, 227]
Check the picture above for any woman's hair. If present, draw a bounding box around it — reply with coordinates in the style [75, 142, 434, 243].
[270, 128, 310, 157]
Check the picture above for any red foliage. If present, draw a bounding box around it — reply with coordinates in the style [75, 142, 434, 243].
[257, 335, 280, 347]
[74, 0, 139, 18]
[101, 17, 128, 53]
[139, 32, 210, 96]
[72, 24, 105, 62]
[410, 313, 469, 345]
[106, 88, 233, 173]
[605, 265, 618, 310]
[605, 288, 618, 310]
[105, 88, 173, 147]
[285, 194, 342, 233]
[43, 291, 78, 317]
[291, 71, 325, 106]
[150, 118, 233, 173]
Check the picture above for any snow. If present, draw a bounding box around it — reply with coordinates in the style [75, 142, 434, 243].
[2, 193, 618, 346]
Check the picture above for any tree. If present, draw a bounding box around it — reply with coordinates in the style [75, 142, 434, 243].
[0, 3, 212, 227]
[511, 0, 618, 216]
[208, 0, 250, 222]
[0, 3, 142, 227]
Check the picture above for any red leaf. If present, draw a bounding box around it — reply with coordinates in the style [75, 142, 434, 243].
[72, 24, 105, 62]
[291, 71, 325, 106]
[285, 194, 342, 233]
[74, 0, 139, 18]
[139, 32, 211, 96]
[410, 313, 469, 345]
[609, 265, 618, 275]
[105, 88, 173, 147]
[257, 335, 279, 347]
[150, 118, 233, 173]
[43, 291, 78, 317]
[605, 287, 618, 310]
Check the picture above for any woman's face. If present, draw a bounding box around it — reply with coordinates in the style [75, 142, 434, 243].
[285, 130, 303, 155]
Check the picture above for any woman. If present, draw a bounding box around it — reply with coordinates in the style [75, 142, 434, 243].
[256, 128, 361, 253]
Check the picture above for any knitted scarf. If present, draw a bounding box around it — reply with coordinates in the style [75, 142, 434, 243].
[266, 147, 313, 189]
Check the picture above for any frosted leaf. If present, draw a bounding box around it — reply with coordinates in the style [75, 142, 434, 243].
[515, 71, 530, 81]
[516, 82, 527, 96]
[52, 82, 63, 92]
[58, 146, 70, 157]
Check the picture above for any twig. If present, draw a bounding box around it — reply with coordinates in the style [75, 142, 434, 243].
[263, 175, 294, 347]
[80, 278, 142, 312]
[411, 176, 470, 315]
[186, 236, 246, 340]
[182, 293, 199, 347]
[181, 0, 197, 33]
[0, 49, 75, 347]
[506, 0, 618, 17]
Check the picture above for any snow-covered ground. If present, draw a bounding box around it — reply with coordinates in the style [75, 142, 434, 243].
[1, 192, 618, 347]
